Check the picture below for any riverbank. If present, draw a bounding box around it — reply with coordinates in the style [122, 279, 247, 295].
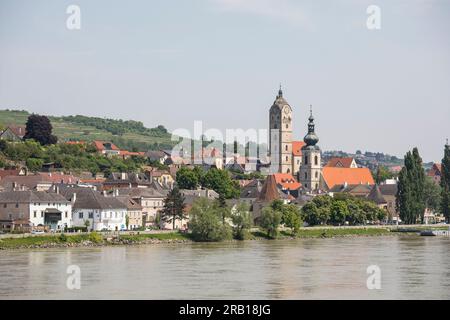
[1, 225, 447, 250]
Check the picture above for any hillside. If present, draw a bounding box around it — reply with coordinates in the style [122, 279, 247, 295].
[0, 109, 177, 151]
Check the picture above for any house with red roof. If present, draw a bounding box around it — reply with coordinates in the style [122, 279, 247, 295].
[427, 163, 442, 185]
[0, 125, 25, 141]
[321, 167, 375, 190]
[325, 157, 357, 168]
[92, 140, 121, 156]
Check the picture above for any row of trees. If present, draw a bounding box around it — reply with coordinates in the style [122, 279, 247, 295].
[300, 194, 386, 226]
[176, 167, 240, 199]
[396, 146, 449, 224]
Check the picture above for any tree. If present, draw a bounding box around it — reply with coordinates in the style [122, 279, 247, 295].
[26, 158, 43, 172]
[189, 198, 231, 241]
[84, 219, 91, 231]
[125, 215, 130, 230]
[176, 167, 199, 190]
[423, 177, 441, 213]
[260, 206, 282, 239]
[330, 200, 348, 225]
[161, 186, 187, 230]
[281, 204, 301, 235]
[374, 166, 393, 184]
[301, 202, 319, 226]
[201, 168, 240, 199]
[396, 148, 426, 224]
[231, 202, 252, 240]
[441, 143, 450, 223]
[23, 114, 58, 145]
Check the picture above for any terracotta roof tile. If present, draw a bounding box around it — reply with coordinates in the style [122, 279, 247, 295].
[322, 167, 375, 189]
[292, 141, 306, 157]
[325, 157, 355, 168]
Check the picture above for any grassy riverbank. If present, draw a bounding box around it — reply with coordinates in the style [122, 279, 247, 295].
[0, 225, 447, 250]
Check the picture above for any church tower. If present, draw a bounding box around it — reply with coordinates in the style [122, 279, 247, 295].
[269, 86, 293, 174]
[299, 106, 321, 192]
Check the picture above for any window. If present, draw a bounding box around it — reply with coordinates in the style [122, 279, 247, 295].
[305, 156, 308, 165]
[304, 172, 307, 179]
[286, 156, 288, 161]
[297, 159, 300, 164]
[285, 145, 288, 151]
[314, 156, 318, 165]
[15, 203, 19, 208]
[315, 183, 318, 190]
[33, 211, 37, 218]
[88, 212, 93, 219]
[286, 124, 288, 129]
[315, 171, 319, 178]
[3, 204, 6, 208]
[41, 211, 44, 218]
[79, 212, 83, 219]
[305, 183, 308, 188]
[65, 211, 68, 218]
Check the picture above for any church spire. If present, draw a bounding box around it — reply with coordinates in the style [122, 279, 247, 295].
[277, 84, 283, 98]
[304, 105, 319, 147]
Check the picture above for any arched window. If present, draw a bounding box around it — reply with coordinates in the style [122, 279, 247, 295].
[285, 145, 288, 151]
[286, 156, 289, 161]
[286, 124, 288, 129]
[287, 168, 290, 173]
[314, 155, 318, 165]
[305, 156, 308, 165]
[304, 172, 307, 179]
[315, 171, 319, 178]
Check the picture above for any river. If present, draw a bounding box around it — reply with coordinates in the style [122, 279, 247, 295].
[0, 235, 449, 299]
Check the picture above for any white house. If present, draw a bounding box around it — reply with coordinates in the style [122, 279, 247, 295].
[61, 187, 127, 231]
[0, 191, 72, 231]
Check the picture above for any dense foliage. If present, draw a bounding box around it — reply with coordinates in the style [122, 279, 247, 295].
[62, 115, 169, 137]
[24, 114, 57, 145]
[160, 186, 187, 230]
[231, 202, 253, 240]
[300, 194, 386, 226]
[0, 140, 146, 175]
[396, 148, 426, 224]
[189, 198, 232, 242]
[176, 167, 240, 199]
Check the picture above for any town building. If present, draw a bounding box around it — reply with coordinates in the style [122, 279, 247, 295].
[321, 167, 375, 191]
[427, 163, 442, 185]
[0, 190, 72, 232]
[299, 108, 322, 193]
[115, 193, 143, 230]
[0, 125, 25, 141]
[325, 157, 358, 168]
[60, 187, 127, 231]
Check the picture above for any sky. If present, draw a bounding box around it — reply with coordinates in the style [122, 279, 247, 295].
[0, 0, 449, 162]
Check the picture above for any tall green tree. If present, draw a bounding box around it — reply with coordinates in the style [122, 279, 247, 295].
[396, 148, 426, 224]
[374, 165, 394, 184]
[260, 206, 282, 239]
[189, 198, 231, 241]
[23, 114, 57, 145]
[201, 168, 240, 199]
[441, 143, 450, 223]
[161, 186, 187, 230]
[423, 177, 441, 213]
[176, 167, 199, 190]
[231, 202, 253, 240]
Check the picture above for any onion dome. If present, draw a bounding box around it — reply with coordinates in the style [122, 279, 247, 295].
[303, 106, 319, 148]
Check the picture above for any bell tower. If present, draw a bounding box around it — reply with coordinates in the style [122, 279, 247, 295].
[269, 86, 293, 174]
[299, 106, 321, 192]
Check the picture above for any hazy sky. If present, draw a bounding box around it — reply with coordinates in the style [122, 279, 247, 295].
[0, 0, 449, 162]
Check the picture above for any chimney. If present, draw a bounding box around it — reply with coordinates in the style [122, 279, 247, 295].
[72, 193, 77, 204]
[56, 186, 60, 194]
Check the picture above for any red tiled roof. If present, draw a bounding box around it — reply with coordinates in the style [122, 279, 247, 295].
[0, 169, 21, 180]
[292, 141, 306, 157]
[325, 157, 355, 168]
[273, 173, 301, 190]
[92, 140, 120, 151]
[8, 126, 26, 137]
[322, 167, 375, 189]
[120, 150, 145, 157]
[37, 172, 80, 184]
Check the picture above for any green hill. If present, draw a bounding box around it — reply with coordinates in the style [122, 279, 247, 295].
[0, 109, 177, 151]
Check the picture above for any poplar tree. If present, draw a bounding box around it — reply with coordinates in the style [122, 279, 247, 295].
[396, 148, 426, 224]
[441, 142, 450, 223]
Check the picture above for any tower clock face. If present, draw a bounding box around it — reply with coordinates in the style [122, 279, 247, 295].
[283, 106, 290, 114]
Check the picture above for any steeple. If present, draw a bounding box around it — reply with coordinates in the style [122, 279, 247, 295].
[304, 105, 319, 147]
[277, 84, 283, 98]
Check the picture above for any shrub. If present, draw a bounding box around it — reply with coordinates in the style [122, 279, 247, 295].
[59, 233, 67, 242]
[260, 206, 282, 239]
[231, 202, 253, 240]
[88, 232, 103, 243]
[190, 198, 232, 242]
